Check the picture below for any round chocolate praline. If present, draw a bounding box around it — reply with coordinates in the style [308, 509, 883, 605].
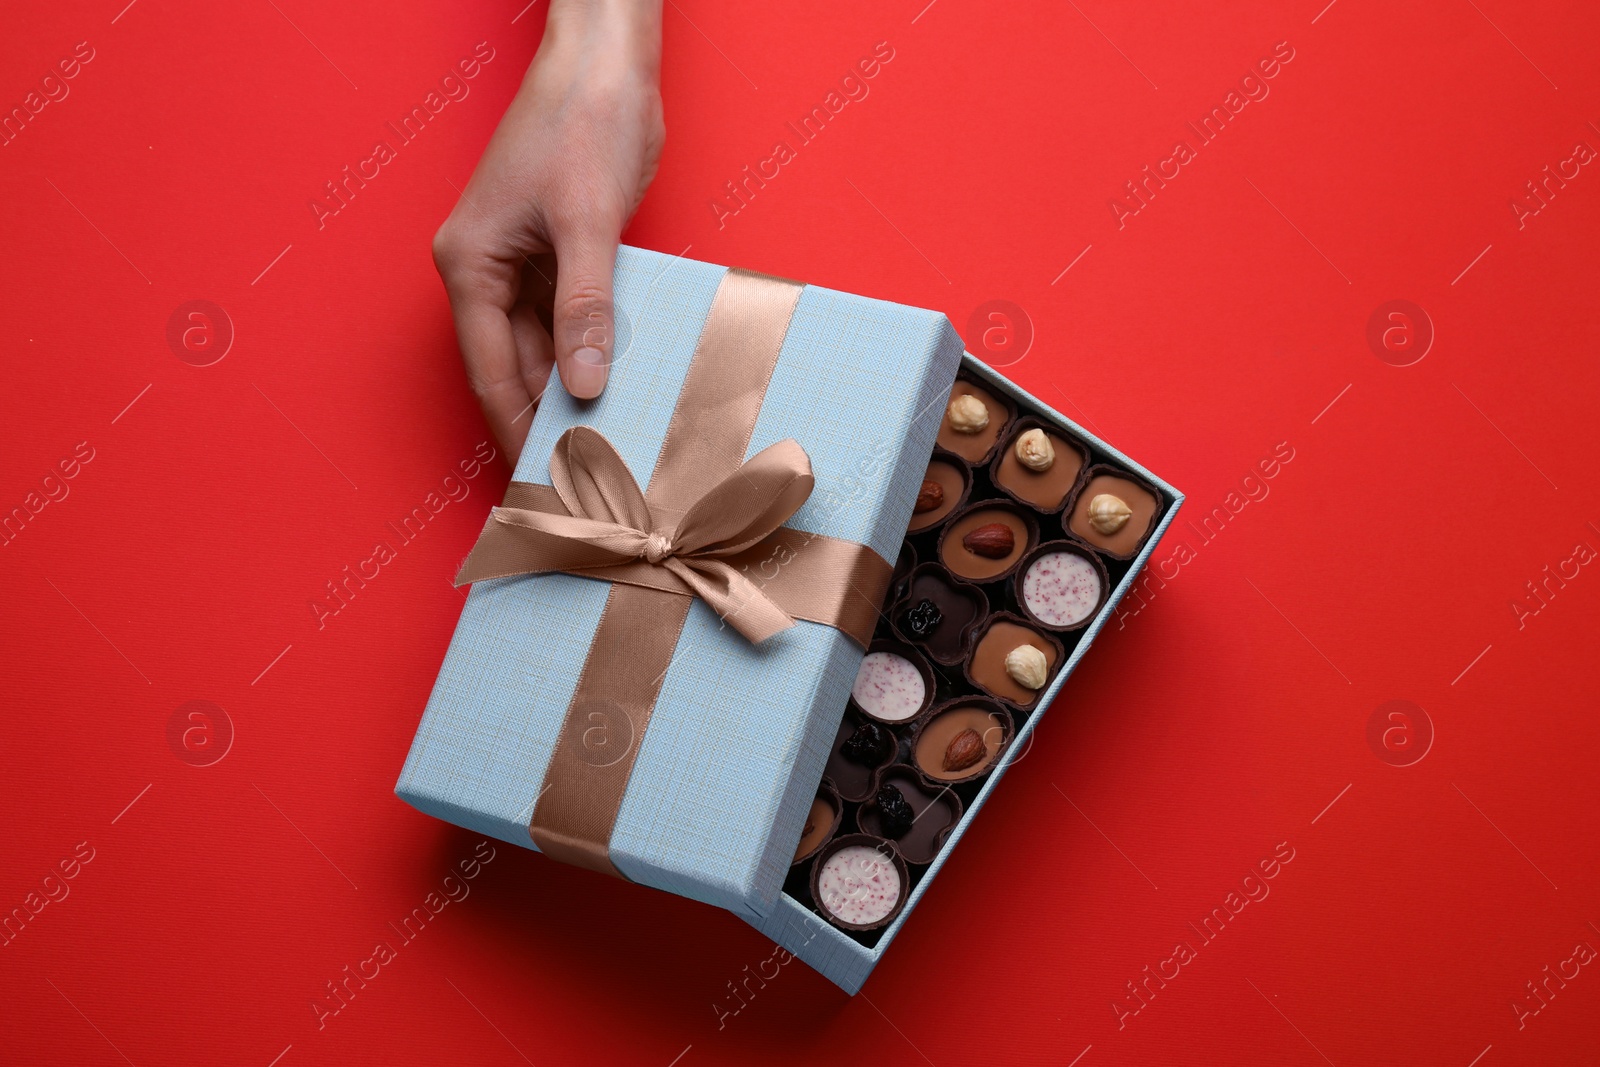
[936, 378, 1015, 464]
[938, 502, 1037, 585]
[810, 834, 909, 932]
[891, 563, 989, 667]
[1064, 465, 1162, 560]
[792, 779, 843, 865]
[911, 698, 1014, 787]
[991, 418, 1089, 514]
[1014, 539, 1110, 633]
[849, 638, 936, 725]
[964, 612, 1067, 711]
[857, 767, 963, 865]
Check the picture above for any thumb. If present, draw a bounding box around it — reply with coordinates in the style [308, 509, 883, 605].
[551, 225, 620, 400]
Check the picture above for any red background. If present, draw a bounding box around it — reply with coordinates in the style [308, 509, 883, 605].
[4, 0, 1598, 1064]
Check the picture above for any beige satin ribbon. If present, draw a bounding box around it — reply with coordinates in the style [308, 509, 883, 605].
[454, 268, 892, 878]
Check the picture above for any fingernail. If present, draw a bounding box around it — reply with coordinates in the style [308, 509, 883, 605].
[567, 346, 609, 399]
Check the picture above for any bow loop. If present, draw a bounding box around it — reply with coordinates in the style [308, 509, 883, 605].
[456, 427, 815, 643]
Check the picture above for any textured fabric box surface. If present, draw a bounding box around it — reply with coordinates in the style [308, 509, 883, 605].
[397, 245, 964, 919]
[748, 354, 1185, 992]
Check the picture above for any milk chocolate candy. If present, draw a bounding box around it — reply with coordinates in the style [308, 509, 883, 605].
[1065, 465, 1161, 559]
[907, 450, 971, 534]
[911, 698, 1014, 786]
[935, 378, 1015, 464]
[991, 417, 1088, 513]
[938, 502, 1037, 584]
[965, 612, 1066, 710]
[793, 779, 843, 865]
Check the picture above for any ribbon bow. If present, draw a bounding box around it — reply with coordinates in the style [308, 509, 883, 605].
[456, 426, 815, 643]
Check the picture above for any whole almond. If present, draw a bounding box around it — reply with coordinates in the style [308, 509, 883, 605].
[962, 522, 1015, 559]
[914, 479, 945, 513]
[942, 728, 987, 773]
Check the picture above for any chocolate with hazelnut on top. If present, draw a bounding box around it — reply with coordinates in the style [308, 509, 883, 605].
[966, 615, 1063, 709]
[993, 421, 1085, 512]
[1067, 469, 1159, 558]
[936, 380, 1011, 463]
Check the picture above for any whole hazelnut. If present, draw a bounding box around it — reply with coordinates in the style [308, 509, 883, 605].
[1003, 644, 1049, 690]
[947, 394, 989, 434]
[1014, 429, 1055, 472]
[1087, 493, 1133, 535]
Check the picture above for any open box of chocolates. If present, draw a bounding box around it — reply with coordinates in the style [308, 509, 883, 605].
[747, 354, 1183, 991]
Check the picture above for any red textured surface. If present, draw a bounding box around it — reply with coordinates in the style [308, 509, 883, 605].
[4, 1, 1598, 1064]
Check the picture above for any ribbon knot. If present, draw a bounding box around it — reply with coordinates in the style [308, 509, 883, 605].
[455, 426, 816, 643]
[642, 531, 674, 565]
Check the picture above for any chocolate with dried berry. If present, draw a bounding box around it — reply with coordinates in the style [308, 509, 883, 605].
[856, 767, 962, 865]
[891, 563, 988, 666]
[825, 713, 897, 802]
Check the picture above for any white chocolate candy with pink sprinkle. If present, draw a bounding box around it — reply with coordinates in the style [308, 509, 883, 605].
[851, 652, 925, 722]
[1022, 551, 1101, 627]
[817, 845, 902, 926]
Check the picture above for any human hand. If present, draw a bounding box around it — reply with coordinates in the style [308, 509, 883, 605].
[433, 0, 665, 464]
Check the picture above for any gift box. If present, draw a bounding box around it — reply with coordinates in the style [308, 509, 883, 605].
[397, 246, 1183, 994]
[397, 245, 964, 920]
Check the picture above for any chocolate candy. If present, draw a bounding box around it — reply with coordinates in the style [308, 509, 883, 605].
[912, 699, 1013, 784]
[856, 767, 962, 865]
[825, 713, 896, 802]
[936, 380, 1013, 464]
[841, 720, 894, 766]
[892, 564, 987, 666]
[908, 454, 969, 533]
[850, 640, 933, 724]
[811, 835, 909, 931]
[1066, 466, 1161, 559]
[1017, 540, 1108, 631]
[793, 782, 841, 865]
[939, 504, 1035, 583]
[992, 419, 1087, 512]
[966, 613, 1065, 709]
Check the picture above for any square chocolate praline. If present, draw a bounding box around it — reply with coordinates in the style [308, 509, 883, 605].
[936, 378, 1016, 465]
[991, 417, 1089, 514]
[964, 612, 1066, 711]
[1064, 464, 1163, 560]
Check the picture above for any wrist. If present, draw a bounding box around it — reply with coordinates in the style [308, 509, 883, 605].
[544, 0, 662, 66]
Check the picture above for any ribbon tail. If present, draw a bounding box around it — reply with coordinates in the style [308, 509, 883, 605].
[663, 558, 795, 643]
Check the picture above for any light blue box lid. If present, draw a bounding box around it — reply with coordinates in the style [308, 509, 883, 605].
[397, 245, 963, 920]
